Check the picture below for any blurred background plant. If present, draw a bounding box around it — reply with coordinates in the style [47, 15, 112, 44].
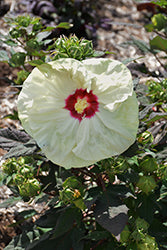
[0, 15, 100, 87]
[20, 0, 104, 40]
[123, 0, 167, 77]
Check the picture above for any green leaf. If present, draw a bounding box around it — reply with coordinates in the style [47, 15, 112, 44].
[0, 128, 31, 150]
[131, 37, 151, 53]
[52, 207, 82, 239]
[4, 229, 40, 250]
[18, 209, 37, 219]
[93, 185, 129, 237]
[4, 110, 19, 120]
[122, 56, 144, 65]
[55, 22, 73, 29]
[36, 207, 64, 228]
[0, 50, 9, 62]
[9, 52, 26, 67]
[150, 36, 167, 52]
[137, 194, 158, 223]
[0, 128, 38, 159]
[3, 139, 38, 159]
[151, 0, 167, 7]
[140, 157, 158, 173]
[137, 176, 157, 195]
[151, 13, 167, 31]
[27, 59, 44, 66]
[82, 231, 111, 241]
[0, 196, 22, 208]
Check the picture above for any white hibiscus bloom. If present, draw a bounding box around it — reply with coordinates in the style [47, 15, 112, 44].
[17, 58, 139, 168]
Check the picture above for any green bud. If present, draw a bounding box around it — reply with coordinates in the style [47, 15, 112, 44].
[18, 178, 40, 197]
[137, 234, 159, 250]
[26, 39, 42, 50]
[9, 28, 23, 39]
[10, 52, 26, 67]
[17, 156, 34, 165]
[62, 176, 84, 194]
[15, 70, 30, 85]
[2, 158, 19, 175]
[80, 39, 94, 57]
[138, 131, 154, 145]
[59, 188, 74, 204]
[53, 35, 94, 60]
[16, 16, 31, 27]
[32, 22, 43, 32]
[135, 217, 149, 232]
[13, 174, 24, 185]
[67, 46, 83, 60]
[151, 13, 167, 31]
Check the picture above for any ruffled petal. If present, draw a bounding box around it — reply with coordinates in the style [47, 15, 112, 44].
[30, 109, 80, 163]
[72, 93, 138, 161]
[83, 58, 133, 111]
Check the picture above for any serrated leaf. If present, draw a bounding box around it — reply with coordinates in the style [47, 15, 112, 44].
[52, 207, 82, 239]
[151, 13, 167, 31]
[150, 36, 167, 52]
[122, 56, 144, 65]
[0, 128, 31, 150]
[3, 139, 38, 159]
[19, 209, 37, 219]
[93, 185, 129, 237]
[0, 196, 22, 208]
[0, 128, 38, 159]
[0, 50, 9, 62]
[137, 176, 157, 195]
[56, 22, 73, 29]
[131, 37, 151, 53]
[27, 59, 44, 66]
[4, 229, 38, 250]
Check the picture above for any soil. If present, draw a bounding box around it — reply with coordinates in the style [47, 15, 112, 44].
[0, 0, 163, 248]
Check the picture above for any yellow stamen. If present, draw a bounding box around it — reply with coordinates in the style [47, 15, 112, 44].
[75, 98, 88, 114]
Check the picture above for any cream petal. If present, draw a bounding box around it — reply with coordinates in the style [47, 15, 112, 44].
[72, 116, 115, 161]
[83, 58, 133, 110]
[72, 93, 138, 161]
[96, 92, 139, 138]
[29, 109, 79, 162]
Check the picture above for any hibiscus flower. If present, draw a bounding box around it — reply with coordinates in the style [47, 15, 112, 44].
[17, 58, 139, 168]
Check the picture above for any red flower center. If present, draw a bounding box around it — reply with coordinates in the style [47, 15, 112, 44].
[64, 88, 99, 122]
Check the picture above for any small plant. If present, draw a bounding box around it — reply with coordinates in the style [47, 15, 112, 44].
[146, 79, 167, 104]
[122, 3, 167, 76]
[1, 156, 41, 199]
